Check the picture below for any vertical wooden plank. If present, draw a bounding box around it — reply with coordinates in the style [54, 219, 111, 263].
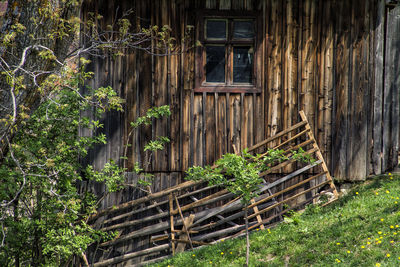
[226, 93, 231, 153]
[216, 93, 227, 158]
[153, 0, 170, 172]
[193, 94, 203, 166]
[181, 0, 191, 171]
[383, 4, 400, 171]
[332, 0, 351, 179]
[321, 0, 334, 171]
[230, 94, 241, 153]
[206, 93, 216, 164]
[241, 94, 253, 150]
[138, 0, 153, 172]
[266, 0, 283, 138]
[182, 89, 191, 170]
[316, 0, 325, 163]
[202, 92, 207, 166]
[170, 0, 180, 172]
[125, 52, 137, 169]
[254, 1, 264, 150]
[300, 0, 317, 133]
[390, 6, 400, 171]
[283, 0, 299, 137]
[346, 0, 369, 180]
[240, 93, 246, 150]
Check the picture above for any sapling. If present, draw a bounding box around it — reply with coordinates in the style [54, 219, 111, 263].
[187, 148, 306, 266]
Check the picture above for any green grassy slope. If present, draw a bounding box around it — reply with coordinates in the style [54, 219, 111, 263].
[152, 173, 400, 267]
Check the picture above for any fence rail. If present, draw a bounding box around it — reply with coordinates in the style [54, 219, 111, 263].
[89, 110, 338, 267]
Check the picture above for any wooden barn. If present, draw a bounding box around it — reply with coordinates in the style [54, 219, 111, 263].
[79, 0, 400, 265]
[82, 0, 400, 186]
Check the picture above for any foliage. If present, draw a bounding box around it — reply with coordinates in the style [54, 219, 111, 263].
[186, 147, 313, 266]
[0, 54, 171, 266]
[124, 105, 171, 192]
[186, 148, 313, 205]
[0, 1, 178, 265]
[0, 66, 120, 266]
[155, 173, 400, 267]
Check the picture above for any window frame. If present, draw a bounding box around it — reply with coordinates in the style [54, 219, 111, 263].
[195, 10, 261, 93]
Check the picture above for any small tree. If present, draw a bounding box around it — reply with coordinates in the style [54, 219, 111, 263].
[186, 148, 312, 267]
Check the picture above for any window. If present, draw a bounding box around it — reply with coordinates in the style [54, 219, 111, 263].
[195, 12, 259, 93]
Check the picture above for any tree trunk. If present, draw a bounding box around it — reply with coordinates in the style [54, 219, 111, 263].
[245, 205, 249, 267]
[0, 0, 80, 161]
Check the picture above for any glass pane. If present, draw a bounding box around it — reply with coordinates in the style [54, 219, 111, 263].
[233, 46, 253, 83]
[233, 20, 254, 39]
[206, 46, 225, 83]
[206, 20, 227, 39]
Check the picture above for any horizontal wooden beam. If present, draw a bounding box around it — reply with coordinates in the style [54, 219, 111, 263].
[248, 171, 327, 209]
[247, 121, 307, 152]
[93, 244, 170, 267]
[248, 180, 331, 220]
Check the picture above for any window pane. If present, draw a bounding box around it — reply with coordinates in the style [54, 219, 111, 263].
[206, 46, 225, 83]
[206, 20, 227, 39]
[233, 46, 253, 83]
[233, 20, 254, 39]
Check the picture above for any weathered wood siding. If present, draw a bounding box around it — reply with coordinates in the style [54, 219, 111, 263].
[83, 0, 400, 190]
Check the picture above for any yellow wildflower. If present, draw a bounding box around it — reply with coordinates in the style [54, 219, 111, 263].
[387, 254, 391, 257]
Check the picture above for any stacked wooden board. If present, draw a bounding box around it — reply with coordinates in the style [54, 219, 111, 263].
[89, 111, 338, 267]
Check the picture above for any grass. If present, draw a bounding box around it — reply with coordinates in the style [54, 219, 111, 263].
[151, 172, 400, 266]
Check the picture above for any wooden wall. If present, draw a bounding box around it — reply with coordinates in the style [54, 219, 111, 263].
[82, 0, 400, 196]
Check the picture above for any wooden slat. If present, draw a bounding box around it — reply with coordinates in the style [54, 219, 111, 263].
[259, 147, 319, 177]
[248, 171, 327, 209]
[383, 5, 400, 171]
[169, 193, 175, 255]
[174, 194, 194, 250]
[248, 180, 331, 220]
[372, 0, 385, 174]
[250, 198, 264, 230]
[266, 0, 283, 139]
[332, 0, 351, 179]
[247, 121, 307, 152]
[93, 244, 170, 267]
[247, 188, 333, 232]
[299, 111, 338, 197]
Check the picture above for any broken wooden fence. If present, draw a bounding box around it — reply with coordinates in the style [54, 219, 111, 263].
[89, 111, 338, 267]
